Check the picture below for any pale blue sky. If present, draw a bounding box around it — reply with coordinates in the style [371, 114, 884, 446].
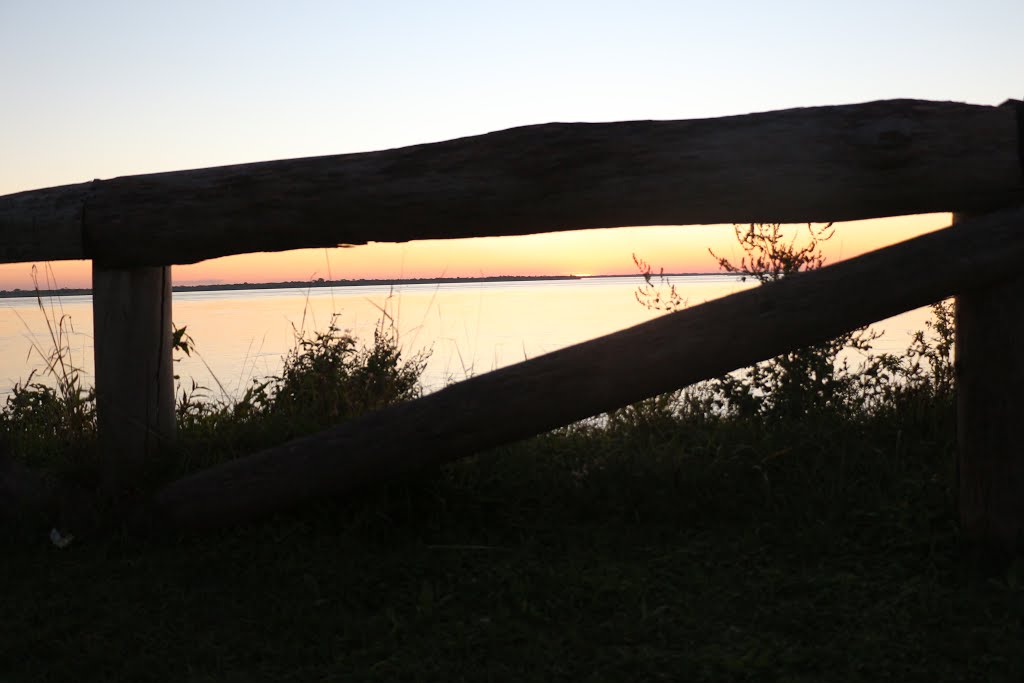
[0, 1, 1020, 286]
[3, 0, 1020, 194]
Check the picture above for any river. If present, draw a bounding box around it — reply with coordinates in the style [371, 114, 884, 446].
[0, 275, 936, 401]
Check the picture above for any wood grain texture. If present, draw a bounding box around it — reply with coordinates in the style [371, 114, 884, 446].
[93, 265, 176, 492]
[150, 205, 1024, 531]
[0, 182, 90, 264]
[0, 100, 1020, 267]
[954, 211, 1024, 565]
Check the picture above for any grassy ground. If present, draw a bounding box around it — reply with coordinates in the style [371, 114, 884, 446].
[2, 271, 1021, 680]
[4, 407, 1023, 682]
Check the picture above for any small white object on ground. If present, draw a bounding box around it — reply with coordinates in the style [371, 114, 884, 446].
[49, 528, 73, 548]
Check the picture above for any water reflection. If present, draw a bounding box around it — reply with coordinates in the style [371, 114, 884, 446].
[0, 276, 935, 399]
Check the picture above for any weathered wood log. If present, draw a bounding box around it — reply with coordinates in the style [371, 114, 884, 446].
[0, 182, 88, 264]
[0, 99, 1021, 267]
[954, 211, 1024, 566]
[151, 206, 1024, 531]
[93, 264, 176, 492]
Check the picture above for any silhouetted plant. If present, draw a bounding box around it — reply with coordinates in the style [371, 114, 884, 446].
[173, 313, 430, 465]
[270, 314, 428, 426]
[708, 222, 833, 284]
[633, 254, 685, 312]
[635, 223, 921, 422]
[0, 277, 97, 468]
[898, 299, 956, 399]
[869, 299, 956, 430]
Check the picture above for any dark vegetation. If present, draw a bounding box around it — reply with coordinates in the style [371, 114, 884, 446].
[2, 226, 1022, 681]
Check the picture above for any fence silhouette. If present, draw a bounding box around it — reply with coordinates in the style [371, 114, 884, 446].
[1, 98, 1022, 555]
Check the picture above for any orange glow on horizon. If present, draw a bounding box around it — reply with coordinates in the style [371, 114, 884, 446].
[0, 214, 950, 291]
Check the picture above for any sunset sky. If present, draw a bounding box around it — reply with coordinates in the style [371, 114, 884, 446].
[1, 1, 1020, 290]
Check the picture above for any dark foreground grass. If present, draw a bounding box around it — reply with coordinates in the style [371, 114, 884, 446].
[2, 283, 1018, 680]
[4, 412, 1023, 682]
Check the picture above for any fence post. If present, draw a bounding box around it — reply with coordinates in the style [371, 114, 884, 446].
[955, 211, 1024, 567]
[92, 264, 175, 493]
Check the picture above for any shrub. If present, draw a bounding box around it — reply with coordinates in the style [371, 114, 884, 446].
[269, 315, 428, 427]
[0, 286, 96, 471]
[634, 223, 954, 423]
[174, 313, 430, 467]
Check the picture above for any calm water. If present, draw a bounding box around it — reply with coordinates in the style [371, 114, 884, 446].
[0, 275, 935, 400]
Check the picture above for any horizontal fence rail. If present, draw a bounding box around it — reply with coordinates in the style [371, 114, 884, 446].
[0, 99, 1022, 267]
[152, 205, 1024, 530]
[2, 96, 1023, 562]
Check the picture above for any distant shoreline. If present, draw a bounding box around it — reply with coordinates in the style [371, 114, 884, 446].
[0, 272, 716, 300]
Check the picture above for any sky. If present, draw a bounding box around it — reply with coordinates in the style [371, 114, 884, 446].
[1, 0, 1021, 289]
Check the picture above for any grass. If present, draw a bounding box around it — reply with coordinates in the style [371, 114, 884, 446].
[3, 407, 1023, 681]
[2, 244, 1021, 679]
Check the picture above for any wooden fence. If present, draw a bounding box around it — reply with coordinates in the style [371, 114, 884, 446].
[1, 98, 1023, 558]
